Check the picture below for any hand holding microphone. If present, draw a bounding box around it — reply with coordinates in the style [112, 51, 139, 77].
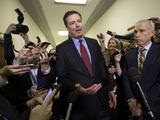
[29, 88, 58, 120]
[127, 67, 155, 120]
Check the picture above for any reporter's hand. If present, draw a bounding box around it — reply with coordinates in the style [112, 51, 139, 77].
[0, 65, 30, 76]
[114, 53, 122, 63]
[5, 24, 16, 34]
[97, 33, 105, 43]
[27, 86, 38, 98]
[40, 51, 50, 72]
[19, 33, 30, 43]
[108, 90, 117, 109]
[112, 32, 117, 38]
[127, 98, 143, 117]
[27, 89, 48, 107]
[108, 66, 116, 75]
[75, 83, 102, 95]
[29, 89, 57, 120]
[15, 48, 31, 65]
[27, 86, 46, 97]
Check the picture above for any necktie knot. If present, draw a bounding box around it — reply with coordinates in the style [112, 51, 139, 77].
[140, 47, 146, 53]
[79, 39, 83, 44]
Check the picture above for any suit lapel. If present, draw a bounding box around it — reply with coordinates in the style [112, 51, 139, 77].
[131, 48, 139, 68]
[141, 43, 157, 89]
[143, 43, 156, 67]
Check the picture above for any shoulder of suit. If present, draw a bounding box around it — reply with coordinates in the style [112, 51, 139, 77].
[56, 37, 98, 48]
[84, 37, 99, 46]
[151, 42, 160, 53]
[152, 42, 160, 48]
[125, 47, 137, 56]
[84, 36, 97, 41]
[56, 39, 70, 49]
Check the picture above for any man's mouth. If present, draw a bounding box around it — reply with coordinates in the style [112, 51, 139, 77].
[76, 29, 82, 33]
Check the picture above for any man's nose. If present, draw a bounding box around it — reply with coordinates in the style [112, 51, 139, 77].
[135, 31, 140, 37]
[75, 22, 80, 27]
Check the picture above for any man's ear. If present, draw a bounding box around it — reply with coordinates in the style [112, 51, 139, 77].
[151, 29, 156, 37]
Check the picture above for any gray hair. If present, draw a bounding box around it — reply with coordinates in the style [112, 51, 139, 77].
[136, 19, 155, 30]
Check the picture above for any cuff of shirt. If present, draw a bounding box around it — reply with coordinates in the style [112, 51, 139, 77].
[41, 66, 51, 75]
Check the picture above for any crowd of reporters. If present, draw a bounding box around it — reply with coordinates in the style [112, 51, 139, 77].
[0, 11, 160, 120]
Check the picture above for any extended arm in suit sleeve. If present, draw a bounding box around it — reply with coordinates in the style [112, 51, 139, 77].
[4, 34, 15, 65]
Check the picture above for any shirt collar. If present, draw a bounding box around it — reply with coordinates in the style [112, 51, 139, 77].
[139, 41, 152, 51]
[72, 36, 86, 45]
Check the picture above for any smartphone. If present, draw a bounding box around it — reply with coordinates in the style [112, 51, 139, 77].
[107, 30, 113, 36]
[27, 64, 38, 69]
[19, 64, 37, 69]
[43, 88, 53, 102]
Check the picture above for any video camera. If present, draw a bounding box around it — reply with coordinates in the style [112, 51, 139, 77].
[12, 8, 29, 34]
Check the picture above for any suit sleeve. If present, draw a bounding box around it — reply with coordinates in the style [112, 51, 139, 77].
[3, 34, 15, 65]
[37, 65, 56, 89]
[122, 55, 135, 100]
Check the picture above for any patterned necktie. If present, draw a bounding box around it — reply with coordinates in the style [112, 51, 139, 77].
[79, 40, 93, 75]
[138, 47, 146, 73]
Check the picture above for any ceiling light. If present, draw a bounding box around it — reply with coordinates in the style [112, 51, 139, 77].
[54, 0, 87, 4]
[58, 30, 68, 36]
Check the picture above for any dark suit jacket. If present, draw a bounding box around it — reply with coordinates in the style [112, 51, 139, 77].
[0, 95, 20, 120]
[123, 42, 160, 120]
[56, 37, 113, 120]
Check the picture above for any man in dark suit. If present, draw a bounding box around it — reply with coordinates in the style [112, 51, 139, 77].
[123, 19, 160, 120]
[56, 10, 116, 120]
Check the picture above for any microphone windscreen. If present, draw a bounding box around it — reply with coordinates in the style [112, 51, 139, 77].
[67, 91, 79, 104]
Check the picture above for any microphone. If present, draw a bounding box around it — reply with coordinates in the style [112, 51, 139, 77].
[65, 91, 79, 120]
[107, 30, 133, 40]
[127, 67, 155, 120]
[53, 83, 62, 97]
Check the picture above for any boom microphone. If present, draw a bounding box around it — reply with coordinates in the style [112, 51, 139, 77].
[65, 91, 79, 120]
[127, 67, 155, 120]
[107, 30, 133, 40]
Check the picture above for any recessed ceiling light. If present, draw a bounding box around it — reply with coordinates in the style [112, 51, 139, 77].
[58, 30, 68, 36]
[54, 0, 87, 4]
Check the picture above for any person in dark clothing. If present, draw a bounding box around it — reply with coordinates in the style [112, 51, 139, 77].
[56, 10, 116, 120]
